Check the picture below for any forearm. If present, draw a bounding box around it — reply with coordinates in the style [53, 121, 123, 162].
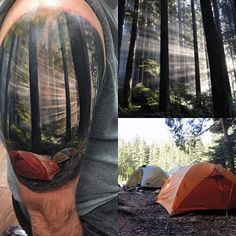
[16, 177, 82, 235]
[29, 209, 82, 236]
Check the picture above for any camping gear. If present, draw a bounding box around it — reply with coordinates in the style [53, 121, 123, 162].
[157, 162, 236, 215]
[126, 165, 168, 188]
[9, 151, 60, 181]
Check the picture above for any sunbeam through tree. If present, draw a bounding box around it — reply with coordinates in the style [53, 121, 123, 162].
[119, 0, 236, 117]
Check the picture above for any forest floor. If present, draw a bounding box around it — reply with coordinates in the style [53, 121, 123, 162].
[119, 107, 166, 118]
[118, 105, 212, 118]
[118, 190, 236, 236]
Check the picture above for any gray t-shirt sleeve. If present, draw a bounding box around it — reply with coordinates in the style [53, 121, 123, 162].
[77, 0, 118, 216]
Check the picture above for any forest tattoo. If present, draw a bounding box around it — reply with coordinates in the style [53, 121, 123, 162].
[0, 10, 105, 191]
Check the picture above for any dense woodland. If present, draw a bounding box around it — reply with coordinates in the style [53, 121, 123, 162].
[0, 12, 101, 155]
[119, 0, 236, 117]
[118, 118, 236, 182]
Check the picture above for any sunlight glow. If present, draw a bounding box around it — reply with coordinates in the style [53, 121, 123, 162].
[119, 118, 213, 145]
[119, 119, 172, 144]
[47, 0, 58, 7]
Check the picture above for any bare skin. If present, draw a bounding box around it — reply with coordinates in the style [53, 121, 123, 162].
[17, 176, 82, 236]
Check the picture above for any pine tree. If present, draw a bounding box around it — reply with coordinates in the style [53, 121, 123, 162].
[122, 0, 140, 107]
[159, 0, 170, 113]
[199, 0, 232, 117]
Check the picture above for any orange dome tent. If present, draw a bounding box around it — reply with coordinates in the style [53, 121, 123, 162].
[157, 162, 236, 216]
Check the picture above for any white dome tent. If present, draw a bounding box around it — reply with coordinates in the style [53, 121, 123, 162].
[126, 165, 169, 189]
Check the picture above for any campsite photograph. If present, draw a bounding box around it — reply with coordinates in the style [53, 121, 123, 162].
[118, 118, 236, 235]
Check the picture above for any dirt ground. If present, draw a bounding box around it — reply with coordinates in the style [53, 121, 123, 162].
[118, 190, 236, 236]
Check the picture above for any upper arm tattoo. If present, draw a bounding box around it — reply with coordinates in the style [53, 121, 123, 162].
[0, 2, 105, 191]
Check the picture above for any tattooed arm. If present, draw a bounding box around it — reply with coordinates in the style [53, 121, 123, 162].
[0, 0, 106, 235]
[17, 177, 82, 236]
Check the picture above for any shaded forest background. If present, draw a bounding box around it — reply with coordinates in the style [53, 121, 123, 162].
[118, 118, 236, 183]
[0, 12, 101, 156]
[119, 0, 236, 117]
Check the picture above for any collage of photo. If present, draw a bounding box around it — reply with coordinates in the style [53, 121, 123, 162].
[0, 0, 235, 236]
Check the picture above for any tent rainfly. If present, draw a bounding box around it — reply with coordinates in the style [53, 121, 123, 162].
[157, 162, 236, 215]
[126, 165, 168, 188]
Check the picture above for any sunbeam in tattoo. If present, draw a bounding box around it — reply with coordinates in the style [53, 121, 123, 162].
[0, 8, 105, 192]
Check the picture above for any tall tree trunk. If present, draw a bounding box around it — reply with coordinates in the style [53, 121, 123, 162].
[122, 0, 140, 108]
[66, 14, 91, 139]
[3, 33, 16, 139]
[220, 119, 235, 172]
[225, 2, 236, 82]
[58, 17, 71, 141]
[204, 40, 211, 87]
[132, 3, 145, 89]
[29, 21, 42, 152]
[231, 0, 236, 31]
[212, 0, 231, 90]
[177, 0, 183, 86]
[48, 23, 55, 119]
[119, 0, 126, 64]
[199, 0, 232, 117]
[0, 44, 5, 117]
[133, 35, 141, 87]
[229, 48, 236, 88]
[159, 0, 170, 113]
[9, 36, 20, 135]
[182, 3, 188, 85]
[138, 3, 147, 84]
[191, 0, 201, 108]
[143, 11, 153, 88]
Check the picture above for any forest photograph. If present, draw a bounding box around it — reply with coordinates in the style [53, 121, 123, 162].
[119, 0, 236, 117]
[118, 118, 236, 235]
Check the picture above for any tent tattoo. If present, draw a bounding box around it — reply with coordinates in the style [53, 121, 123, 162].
[0, 9, 105, 192]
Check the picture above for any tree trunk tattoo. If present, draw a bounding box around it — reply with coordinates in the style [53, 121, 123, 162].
[0, 3, 105, 192]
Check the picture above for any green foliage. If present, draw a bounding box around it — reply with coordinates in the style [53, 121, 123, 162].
[170, 88, 213, 117]
[14, 103, 31, 125]
[119, 118, 236, 184]
[185, 138, 208, 163]
[207, 119, 236, 170]
[139, 59, 160, 77]
[118, 135, 208, 183]
[207, 135, 231, 168]
[131, 83, 159, 113]
[8, 124, 30, 150]
[132, 83, 157, 104]
[120, 0, 236, 117]
[166, 118, 236, 172]
[125, 9, 133, 18]
[119, 84, 214, 117]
